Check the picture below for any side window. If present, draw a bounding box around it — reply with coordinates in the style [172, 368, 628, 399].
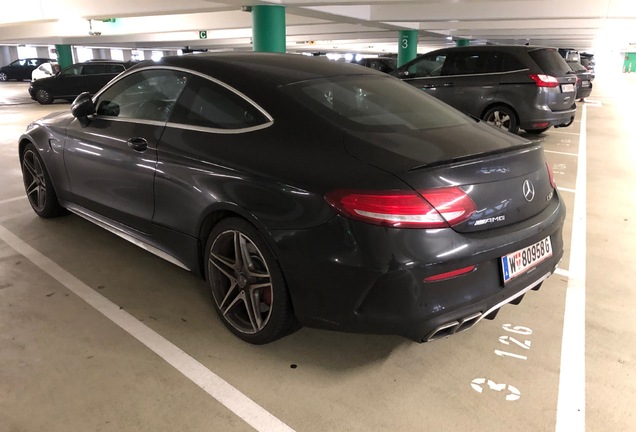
[60, 65, 83, 77]
[95, 69, 188, 122]
[442, 51, 500, 76]
[82, 64, 112, 75]
[170, 75, 270, 130]
[501, 53, 527, 72]
[412, 54, 446, 78]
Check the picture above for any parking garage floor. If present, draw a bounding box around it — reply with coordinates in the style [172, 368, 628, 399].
[1, 73, 635, 432]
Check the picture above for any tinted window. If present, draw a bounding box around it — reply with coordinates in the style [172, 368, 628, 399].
[407, 54, 446, 78]
[442, 51, 499, 75]
[82, 64, 125, 75]
[95, 69, 188, 122]
[567, 61, 587, 72]
[60, 65, 83, 76]
[285, 75, 468, 132]
[528, 48, 571, 77]
[501, 53, 527, 72]
[170, 75, 270, 130]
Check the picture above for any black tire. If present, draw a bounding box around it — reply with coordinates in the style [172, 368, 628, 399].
[34, 88, 53, 105]
[21, 144, 66, 218]
[524, 127, 551, 135]
[482, 105, 519, 134]
[205, 217, 297, 344]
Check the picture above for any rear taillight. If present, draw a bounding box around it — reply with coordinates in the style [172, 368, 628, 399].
[529, 74, 559, 88]
[325, 187, 476, 229]
[546, 162, 556, 188]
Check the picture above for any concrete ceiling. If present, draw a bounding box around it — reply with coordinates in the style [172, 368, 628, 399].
[0, 0, 635, 54]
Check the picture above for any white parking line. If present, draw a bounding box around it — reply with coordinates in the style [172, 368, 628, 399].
[557, 187, 576, 194]
[555, 104, 586, 431]
[0, 223, 296, 432]
[550, 131, 581, 136]
[0, 196, 26, 205]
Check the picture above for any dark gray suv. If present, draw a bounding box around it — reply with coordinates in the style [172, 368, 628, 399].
[392, 45, 577, 134]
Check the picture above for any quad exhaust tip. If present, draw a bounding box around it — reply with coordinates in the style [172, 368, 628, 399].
[424, 312, 482, 342]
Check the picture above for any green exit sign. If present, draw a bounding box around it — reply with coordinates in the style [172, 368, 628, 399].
[199, 30, 207, 39]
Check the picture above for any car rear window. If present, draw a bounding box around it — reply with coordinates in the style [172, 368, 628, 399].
[528, 48, 571, 77]
[284, 75, 468, 133]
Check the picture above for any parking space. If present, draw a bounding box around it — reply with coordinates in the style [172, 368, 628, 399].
[1, 74, 635, 431]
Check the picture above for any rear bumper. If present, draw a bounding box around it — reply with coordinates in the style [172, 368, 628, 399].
[272, 192, 566, 342]
[517, 105, 577, 130]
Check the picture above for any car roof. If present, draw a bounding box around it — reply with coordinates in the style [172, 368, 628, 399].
[139, 52, 383, 86]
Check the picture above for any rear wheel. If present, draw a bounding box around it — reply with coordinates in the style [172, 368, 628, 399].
[205, 218, 297, 344]
[21, 144, 65, 218]
[482, 105, 519, 134]
[34, 88, 53, 105]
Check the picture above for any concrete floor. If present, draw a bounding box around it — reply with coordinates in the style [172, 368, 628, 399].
[0, 73, 634, 432]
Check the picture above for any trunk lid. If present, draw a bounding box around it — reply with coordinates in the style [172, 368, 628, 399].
[344, 121, 555, 233]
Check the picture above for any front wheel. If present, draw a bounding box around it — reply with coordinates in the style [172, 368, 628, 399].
[0, 72, 7, 81]
[205, 218, 297, 344]
[482, 106, 519, 134]
[34, 88, 53, 105]
[21, 144, 66, 218]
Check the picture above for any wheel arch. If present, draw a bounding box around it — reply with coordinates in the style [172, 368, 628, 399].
[195, 204, 280, 278]
[480, 102, 519, 125]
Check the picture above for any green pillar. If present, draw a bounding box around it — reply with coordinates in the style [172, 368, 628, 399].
[55, 44, 73, 69]
[456, 39, 470, 47]
[398, 30, 418, 67]
[252, 5, 286, 53]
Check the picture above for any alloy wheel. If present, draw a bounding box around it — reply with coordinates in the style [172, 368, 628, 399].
[22, 149, 47, 212]
[0, 72, 7, 81]
[486, 110, 511, 130]
[208, 229, 273, 334]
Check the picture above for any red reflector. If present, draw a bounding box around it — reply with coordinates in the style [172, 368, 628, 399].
[546, 161, 556, 188]
[325, 187, 476, 229]
[424, 265, 476, 282]
[529, 74, 559, 88]
[532, 122, 550, 128]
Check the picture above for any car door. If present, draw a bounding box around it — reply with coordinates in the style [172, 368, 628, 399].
[63, 68, 188, 233]
[51, 64, 84, 97]
[437, 50, 501, 117]
[399, 52, 452, 102]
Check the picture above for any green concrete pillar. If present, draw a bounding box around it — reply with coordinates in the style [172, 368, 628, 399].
[55, 44, 73, 69]
[456, 39, 470, 47]
[398, 30, 418, 67]
[252, 5, 286, 53]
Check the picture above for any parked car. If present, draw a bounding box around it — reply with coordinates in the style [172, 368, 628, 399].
[392, 45, 578, 135]
[19, 53, 565, 344]
[28, 60, 135, 104]
[31, 62, 60, 81]
[0, 58, 54, 81]
[566, 60, 593, 101]
[354, 57, 397, 73]
[579, 53, 596, 80]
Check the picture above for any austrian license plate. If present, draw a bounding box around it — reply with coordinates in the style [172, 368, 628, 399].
[582, 81, 590, 87]
[501, 237, 553, 284]
[561, 84, 575, 93]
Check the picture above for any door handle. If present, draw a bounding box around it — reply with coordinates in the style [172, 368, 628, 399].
[442, 83, 454, 87]
[420, 84, 436, 89]
[127, 137, 148, 152]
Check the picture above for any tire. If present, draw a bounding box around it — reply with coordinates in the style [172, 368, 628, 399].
[482, 105, 519, 134]
[524, 127, 551, 135]
[205, 217, 297, 344]
[34, 88, 53, 105]
[0, 72, 7, 81]
[21, 144, 66, 218]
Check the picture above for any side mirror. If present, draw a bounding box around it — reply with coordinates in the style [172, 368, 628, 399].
[71, 92, 95, 118]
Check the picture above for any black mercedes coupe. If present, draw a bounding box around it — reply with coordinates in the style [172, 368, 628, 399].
[19, 53, 565, 344]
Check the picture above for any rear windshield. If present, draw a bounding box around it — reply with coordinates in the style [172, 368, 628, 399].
[283, 75, 468, 132]
[528, 48, 571, 77]
[567, 61, 587, 72]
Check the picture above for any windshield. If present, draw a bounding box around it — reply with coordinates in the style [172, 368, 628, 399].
[283, 75, 468, 132]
